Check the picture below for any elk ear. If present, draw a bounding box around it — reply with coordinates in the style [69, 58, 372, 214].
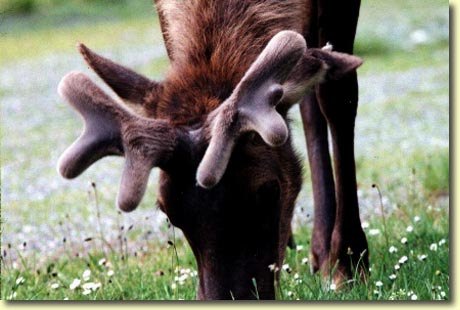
[309, 49, 363, 80]
[78, 43, 158, 105]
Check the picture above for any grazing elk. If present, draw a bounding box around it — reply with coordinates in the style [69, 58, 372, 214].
[57, 0, 368, 300]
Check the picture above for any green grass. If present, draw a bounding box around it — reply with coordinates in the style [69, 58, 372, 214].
[0, 18, 163, 65]
[1, 187, 449, 300]
[1, 0, 449, 301]
[0, 0, 160, 65]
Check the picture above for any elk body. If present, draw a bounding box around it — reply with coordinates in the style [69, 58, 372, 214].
[57, 0, 368, 300]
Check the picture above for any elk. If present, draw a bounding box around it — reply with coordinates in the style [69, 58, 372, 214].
[57, 0, 368, 300]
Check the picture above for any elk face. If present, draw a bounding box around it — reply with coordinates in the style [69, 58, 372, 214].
[57, 31, 362, 299]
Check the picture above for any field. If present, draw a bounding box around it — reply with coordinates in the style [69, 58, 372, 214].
[0, 0, 449, 301]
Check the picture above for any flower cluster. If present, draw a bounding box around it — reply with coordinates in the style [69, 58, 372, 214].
[368, 215, 449, 301]
[171, 267, 198, 289]
[69, 269, 102, 296]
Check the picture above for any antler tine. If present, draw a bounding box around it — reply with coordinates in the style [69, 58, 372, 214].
[196, 31, 306, 188]
[78, 43, 156, 105]
[57, 71, 125, 179]
[57, 72, 179, 212]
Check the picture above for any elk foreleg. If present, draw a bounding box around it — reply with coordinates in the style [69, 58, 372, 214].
[299, 93, 336, 274]
[316, 73, 369, 285]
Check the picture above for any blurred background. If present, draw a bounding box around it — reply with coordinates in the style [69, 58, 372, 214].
[1, 0, 449, 286]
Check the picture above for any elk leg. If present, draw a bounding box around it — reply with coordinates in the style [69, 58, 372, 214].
[316, 74, 369, 284]
[299, 93, 336, 273]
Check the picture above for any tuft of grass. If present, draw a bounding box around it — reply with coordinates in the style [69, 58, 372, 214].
[0, 0, 35, 15]
[412, 151, 449, 196]
[1, 238, 199, 300]
[281, 185, 449, 301]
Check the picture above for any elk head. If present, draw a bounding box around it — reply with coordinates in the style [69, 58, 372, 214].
[57, 30, 362, 299]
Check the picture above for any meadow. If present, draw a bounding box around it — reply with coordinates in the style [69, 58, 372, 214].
[0, 0, 449, 301]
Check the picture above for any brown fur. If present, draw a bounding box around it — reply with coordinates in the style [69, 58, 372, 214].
[150, 0, 309, 125]
[57, 0, 369, 300]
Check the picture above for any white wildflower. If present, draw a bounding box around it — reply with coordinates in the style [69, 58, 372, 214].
[401, 237, 408, 244]
[389, 274, 397, 280]
[399, 256, 408, 264]
[293, 273, 300, 280]
[430, 243, 438, 251]
[82, 269, 91, 281]
[282, 263, 291, 273]
[406, 225, 414, 233]
[296, 245, 304, 252]
[414, 216, 421, 222]
[7, 292, 17, 299]
[394, 264, 401, 271]
[171, 283, 177, 290]
[82, 289, 92, 295]
[16, 276, 25, 285]
[361, 221, 370, 229]
[82, 282, 101, 291]
[438, 239, 446, 246]
[176, 274, 188, 285]
[375, 281, 383, 287]
[301, 257, 309, 265]
[369, 229, 380, 236]
[411, 294, 418, 300]
[417, 254, 428, 261]
[268, 264, 279, 272]
[440, 291, 446, 298]
[329, 283, 337, 291]
[69, 278, 81, 290]
[98, 258, 107, 266]
[389, 246, 398, 253]
[287, 291, 294, 297]
[50, 282, 60, 289]
[107, 270, 114, 277]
